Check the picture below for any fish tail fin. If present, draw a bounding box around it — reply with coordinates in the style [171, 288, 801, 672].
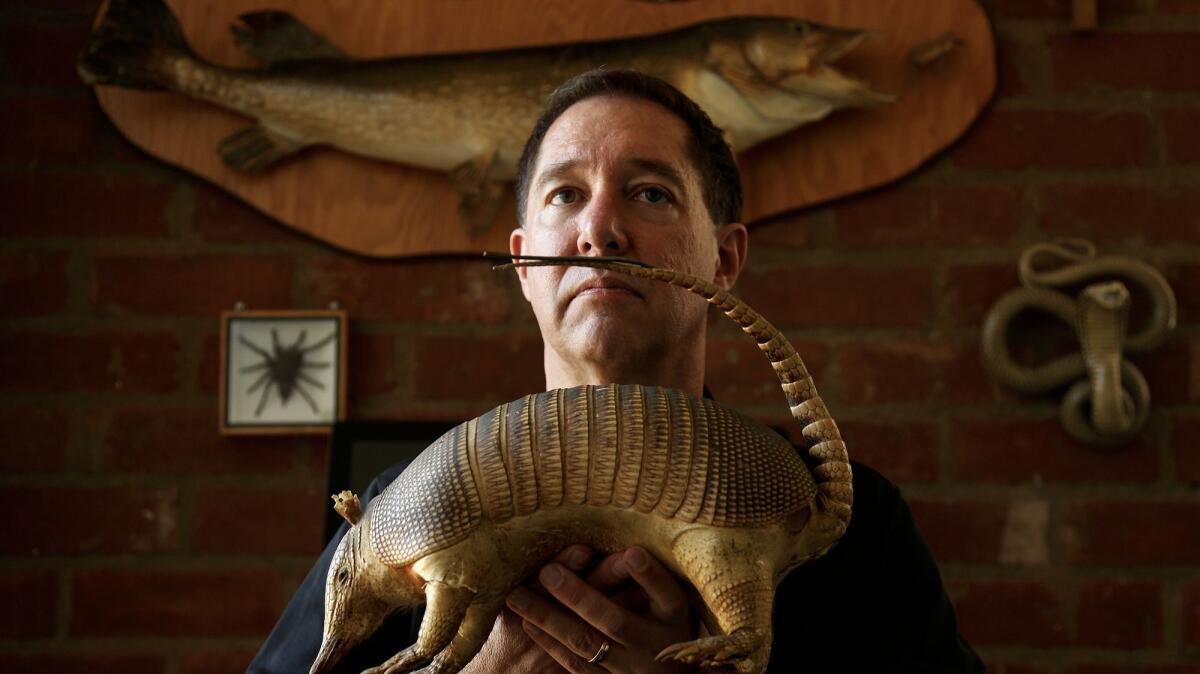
[78, 0, 193, 89]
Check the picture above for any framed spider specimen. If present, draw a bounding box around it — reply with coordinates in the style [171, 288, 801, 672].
[219, 309, 348, 435]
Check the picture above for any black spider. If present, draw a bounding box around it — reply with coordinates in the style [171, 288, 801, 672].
[239, 328, 335, 417]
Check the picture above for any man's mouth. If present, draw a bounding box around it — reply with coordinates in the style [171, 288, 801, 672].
[572, 276, 643, 301]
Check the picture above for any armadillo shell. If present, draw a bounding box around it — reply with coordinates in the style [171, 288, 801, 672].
[368, 384, 816, 567]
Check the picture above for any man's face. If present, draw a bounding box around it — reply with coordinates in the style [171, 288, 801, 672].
[510, 95, 741, 377]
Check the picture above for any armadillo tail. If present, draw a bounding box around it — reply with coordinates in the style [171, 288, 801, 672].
[78, 0, 193, 90]
[494, 254, 853, 532]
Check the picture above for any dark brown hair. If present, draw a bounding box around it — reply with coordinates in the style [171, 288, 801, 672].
[515, 69, 742, 227]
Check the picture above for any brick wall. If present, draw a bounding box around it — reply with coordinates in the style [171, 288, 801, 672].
[2, 1, 1197, 672]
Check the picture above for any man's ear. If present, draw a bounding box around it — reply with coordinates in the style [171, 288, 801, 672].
[509, 227, 533, 302]
[713, 222, 749, 290]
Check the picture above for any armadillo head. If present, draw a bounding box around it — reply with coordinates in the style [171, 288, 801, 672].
[309, 504, 395, 674]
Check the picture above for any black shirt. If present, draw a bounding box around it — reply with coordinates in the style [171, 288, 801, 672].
[248, 459, 983, 673]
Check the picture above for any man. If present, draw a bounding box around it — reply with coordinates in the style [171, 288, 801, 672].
[249, 70, 984, 673]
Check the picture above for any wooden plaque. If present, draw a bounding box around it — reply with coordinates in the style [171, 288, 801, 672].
[93, 0, 995, 257]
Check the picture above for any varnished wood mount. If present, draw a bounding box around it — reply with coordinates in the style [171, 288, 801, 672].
[92, 0, 995, 258]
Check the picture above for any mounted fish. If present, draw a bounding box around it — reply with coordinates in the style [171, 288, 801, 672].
[78, 0, 891, 235]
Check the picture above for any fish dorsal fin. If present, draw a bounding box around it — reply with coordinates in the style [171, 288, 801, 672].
[231, 11, 348, 66]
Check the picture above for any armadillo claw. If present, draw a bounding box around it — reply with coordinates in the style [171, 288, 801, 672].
[656, 633, 757, 668]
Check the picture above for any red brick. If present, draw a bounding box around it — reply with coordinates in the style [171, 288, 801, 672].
[100, 408, 297, 474]
[839, 341, 955, 405]
[198, 332, 221, 395]
[0, 332, 179, 393]
[0, 486, 178, 556]
[738, 265, 932, 328]
[950, 580, 1069, 646]
[349, 332, 398, 399]
[1169, 263, 1200, 327]
[1053, 34, 1200, 92]
[93, 255, 293, 316]
[1161, 109, 1200, 164]
[304, 257, 511, 324]
[1185, 580, 1200, 646]
[0, 20, 92, 87]
[70, 568, 282, 637]
[1131, 339, 1196, 405]
[748, 209, 819, 249]
[706, 336, 829, 406]
[1077, 579, 1162, 648]
[0, 97, 100, 163]
[910, 500, 1011, 564]
[0, 406, 69, 472]
[997, 33, 1027, 98]
[0, 569, 56, 638]
[413, 333, 543, 402]
[192, 182, 305, 244]
[834, 186, 1021, 247]
[1041, 184, 1200, 244]
[1177, 417, 1200, 484]
[951, 418, 1159, 483]
[942, 341, 1024, 404]
[946, 263, 1022, 329]
[0, 251, 69, 316]
[952, 109, 1153, 170]
[192, 486, 325, 555]
[837, 421, 939, 483]
[0, 173, 172, 238]
[1064, 501, 1200, 565]
[0, 654, 164, 674]
[180, 651, 256, 674]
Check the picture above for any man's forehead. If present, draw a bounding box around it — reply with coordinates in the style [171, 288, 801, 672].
[532, 96, 695, 182]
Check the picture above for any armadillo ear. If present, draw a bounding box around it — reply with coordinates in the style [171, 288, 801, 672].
[332, 491, 362, 526]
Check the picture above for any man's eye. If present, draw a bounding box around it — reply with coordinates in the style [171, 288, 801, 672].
[634, 187, 671, 205]
[549, 189, 579, 205]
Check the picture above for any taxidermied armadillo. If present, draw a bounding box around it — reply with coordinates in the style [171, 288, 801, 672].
[311, 255, 852, 674]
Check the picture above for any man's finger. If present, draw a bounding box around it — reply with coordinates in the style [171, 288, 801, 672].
[613, 547, 690, 623]
[583, 550, 631, 593]
[522, 621, 604, 674]
[530, 544, 594, 595]
[538, 562, 636, 646]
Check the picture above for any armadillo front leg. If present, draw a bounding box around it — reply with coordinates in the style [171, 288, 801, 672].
[364, 581, 474, 674]
[411, 599, 505, 674]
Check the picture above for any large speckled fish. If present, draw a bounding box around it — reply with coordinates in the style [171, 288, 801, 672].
[79, 0, 891, 232]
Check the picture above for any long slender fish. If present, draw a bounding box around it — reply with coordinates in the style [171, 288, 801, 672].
[79, 0, 891, 232]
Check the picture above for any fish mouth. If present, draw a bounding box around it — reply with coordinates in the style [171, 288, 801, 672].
[309, 637, 343, 674]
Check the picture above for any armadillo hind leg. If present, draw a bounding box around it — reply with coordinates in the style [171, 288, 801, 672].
[658, 541, 775, 673]
[362, 581, 474, 674]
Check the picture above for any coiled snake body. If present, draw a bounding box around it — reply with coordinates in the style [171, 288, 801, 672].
[981, 239, 1177, 446]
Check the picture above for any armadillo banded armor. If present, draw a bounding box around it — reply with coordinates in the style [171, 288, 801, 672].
[369, 384, 816, 567]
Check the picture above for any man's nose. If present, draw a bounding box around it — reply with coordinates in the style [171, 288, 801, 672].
[575, 193, 628, 255]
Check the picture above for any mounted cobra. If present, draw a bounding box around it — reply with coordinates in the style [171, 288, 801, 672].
[981, 239, 1177, 446]
[310, 254, 852, 674]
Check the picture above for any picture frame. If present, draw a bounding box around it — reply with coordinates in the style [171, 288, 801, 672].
[218, 309, 348, 435]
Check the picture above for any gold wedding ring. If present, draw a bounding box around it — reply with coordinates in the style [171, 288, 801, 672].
[587, 639, 611, 665]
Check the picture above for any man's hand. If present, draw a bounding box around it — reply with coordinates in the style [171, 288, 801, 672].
[460, 546, 595, 673]
[506, 546, 696, 673]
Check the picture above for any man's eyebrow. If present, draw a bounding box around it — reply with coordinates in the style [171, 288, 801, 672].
[627, 158, 686, 191]
[533, 160, 580, 191]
